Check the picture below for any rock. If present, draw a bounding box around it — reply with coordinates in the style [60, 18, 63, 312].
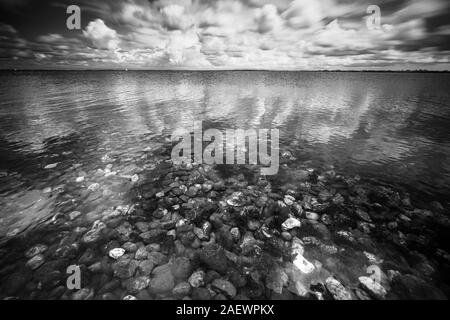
[192, 287, 212, 300]
[75, 177, 84, 183]
[123, 242, 138, 252]
[87, 183, 100, 192]
[131, 174, 139, 183]
[359, 276, 387, 299]
[227, 192, 245, 207]
[266, 267, 289, 294]
[137, 260, 155, 276]
[306, 211, 319, 221]
[325, 277, 352, 300]
[112, 259, 138, 279]
[135, 222, 149, 233]
[284, 195, 295, 206]
[230, 227, 241, 241]
[82, 221, 107, 244]
[188, 270, 205, 288]
[149, 263, 175, 294]
[198, 244, 228, 274]
[211, 279, 236, 298]
[247, 220, 261, 231]
[26, 254, 45, 270]
[281, 217, 301, 231]
[173, 282, 192, 298]
[123, 295, 137, 300]
[109, 248, 125, 259]
[281, 231, 292, 241]
[171, 257, 192, 280]
[139, 229, 166, 243]
[193, 227, 208, 241]
[68, 211, 82, 221]
[25, 244, 48, 258]
[293, 254, 314, 274]
[127, 276, 150, 294]
[72, 288, 94, 300]
[355, 209, 372, 222]
[135, 247, 148, 260]
[44, 163, 58, 169]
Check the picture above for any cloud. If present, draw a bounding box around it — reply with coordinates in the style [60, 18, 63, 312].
[2, 0, 449, 70]
[83, 19, 120, 50]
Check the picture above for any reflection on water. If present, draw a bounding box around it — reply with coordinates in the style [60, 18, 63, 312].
[0, 71, 450, 235]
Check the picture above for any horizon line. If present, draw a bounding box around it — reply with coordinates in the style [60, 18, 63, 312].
[1, 69, 449, 73]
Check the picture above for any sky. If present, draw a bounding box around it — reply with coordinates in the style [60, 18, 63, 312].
[0, 0, 449, 70]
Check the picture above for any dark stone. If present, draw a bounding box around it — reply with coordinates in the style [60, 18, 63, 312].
[198, 244, 229, 274]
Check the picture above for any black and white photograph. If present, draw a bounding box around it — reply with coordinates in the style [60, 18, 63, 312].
[0, 0, 449, 305]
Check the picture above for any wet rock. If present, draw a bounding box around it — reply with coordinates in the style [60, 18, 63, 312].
[126, 276, 150, 294]
[198, 244, 228, 274]
[266, 267, 289, 294]
[123, 295, 138, 300]
[137, 260, 155, 276]
[25, 244, 48, 258]
[284, 195, 295, 206]
[211, 279, 237, 298]
[325, 277, 352, 300]
[135, 222, 150, 233]
[193, 227, 208, 241]
[247, 220, 261, 231]
[192, 287, 212, 300]
[281, 231, 292, 241]
[230, 227, 241, 241]
[282, 217, 301, 231]
[355, 208, 372, 222]
[306, 211, 319, 221]
[72, 288, 94, 300]
[149, 263, 175, 295]
[173, 282, 192, 298]
[139, 229, 166, 243]
[82, 221, 107, 244]
[109, 248, 125, 259]
[112, 259, 138, 279]
[26, 254, 45, 270]
[227, 192, 245, 207]
[68, 211, 82, 221]
[171, 257, 192, 280]
[132, 246, 147, 260]
[359, 276, 387, 299]
[123, 242, 138, 252]
[188, 270, 205, 288]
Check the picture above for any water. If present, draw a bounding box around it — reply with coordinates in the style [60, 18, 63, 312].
[0, 71, 449, 299]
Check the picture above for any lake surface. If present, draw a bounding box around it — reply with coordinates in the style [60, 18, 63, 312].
[0, 71, 449, 299]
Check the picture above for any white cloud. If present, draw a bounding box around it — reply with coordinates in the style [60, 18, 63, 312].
[83, 19, 120, 50]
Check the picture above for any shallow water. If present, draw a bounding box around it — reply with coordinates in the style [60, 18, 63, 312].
[0, 71, 449, 300]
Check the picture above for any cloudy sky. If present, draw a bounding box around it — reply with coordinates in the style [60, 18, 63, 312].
[0, 0, 449, 70]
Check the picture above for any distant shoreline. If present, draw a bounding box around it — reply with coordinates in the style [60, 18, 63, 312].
[0, 69, 449, 73]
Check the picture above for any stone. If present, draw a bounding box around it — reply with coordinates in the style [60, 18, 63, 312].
[227, 192, 245, 207]
[137, 260, 155, 276]
[359, 276, 387, 299]
[281, 231, 292, 241]
[112, 259, 138, 279]
[123, 295, 137, 300]
[72, 288, 94, 300]
[325, 277, 352, 300]
[44, 163, 58, 169]
[149, 264, 175, 294]
[193, 227, 208, 241]
[188, 270, 205, 288]
[293, 254, 314, 274]
[25, 244, 48, 258]
[198, 244, 228, 274]
[282, 217, 301, 231]
[127, 276, 150, 294]
[109, 248, 125, 259]
[171, 257, 192, 280]
[173, 282, 192, 298]
[135, 247, 148, 260]
[139, 229, 166, 243]
[230, 227, 241, 241]
[284, 195, 296, 206]
[75, 177, 84, 183]
[192, 287, 212, 300]
[306, 211, 319, 221]
[355, 209, 372, 222]
[26, 254, 45, 270]
[211, 279, 237, 298]
[68, 211, 82, 221]
[247, 220, 261, 231]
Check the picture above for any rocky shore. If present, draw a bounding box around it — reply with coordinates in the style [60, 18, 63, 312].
[0, 143, 449, 300]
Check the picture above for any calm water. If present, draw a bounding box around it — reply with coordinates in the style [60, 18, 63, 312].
[0, 71, 449, 237]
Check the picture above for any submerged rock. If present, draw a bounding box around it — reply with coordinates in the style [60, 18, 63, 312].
[211, 279, 237, 298]
[325, 277, 352, 300]
[109, 248, 125, 259]
[359, 276, 387, 299]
